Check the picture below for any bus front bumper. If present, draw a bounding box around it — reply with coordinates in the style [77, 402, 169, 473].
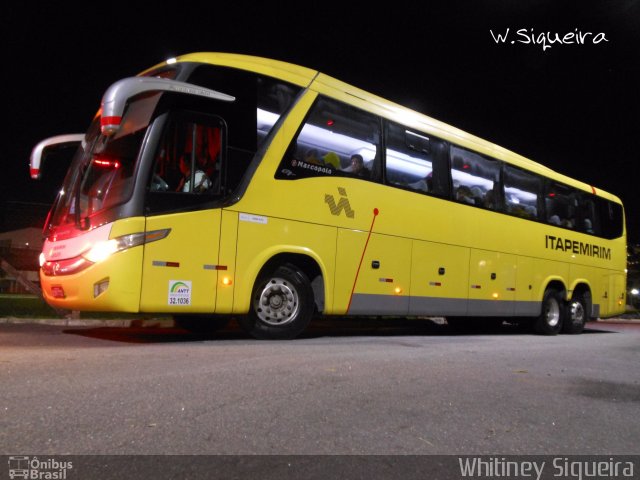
[40, 246, 143, 312]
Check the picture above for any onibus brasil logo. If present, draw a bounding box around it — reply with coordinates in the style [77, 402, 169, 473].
[8, 456, 73, 479]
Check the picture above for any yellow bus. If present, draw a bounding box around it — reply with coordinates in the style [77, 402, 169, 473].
[30, 52, 626, 339]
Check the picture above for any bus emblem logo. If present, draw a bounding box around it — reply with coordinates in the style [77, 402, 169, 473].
[325, 187, 355, 218]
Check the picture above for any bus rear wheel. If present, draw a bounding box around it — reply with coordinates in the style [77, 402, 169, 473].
[563, 291, 591, 334]
[239, 264, 314, 340]
[534, 289, 564, 335]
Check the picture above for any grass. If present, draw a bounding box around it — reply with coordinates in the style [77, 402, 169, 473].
[0, 294, 60, 317]
[0, 294, 168, 320]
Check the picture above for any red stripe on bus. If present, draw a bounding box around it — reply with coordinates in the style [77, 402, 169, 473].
[347, 208, 379, 313]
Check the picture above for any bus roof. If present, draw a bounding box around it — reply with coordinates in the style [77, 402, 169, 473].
[146, 52, 621, 204]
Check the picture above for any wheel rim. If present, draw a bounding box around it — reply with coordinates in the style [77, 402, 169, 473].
[545, 298, 561, 327]
[253, 277, 299, 326]
[570, 300, 585, 324]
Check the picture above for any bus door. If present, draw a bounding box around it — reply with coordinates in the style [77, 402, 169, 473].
[468, 249, 517, 316]
[139, 112, 226, 312]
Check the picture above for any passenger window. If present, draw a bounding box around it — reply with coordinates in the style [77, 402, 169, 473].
[576, 194, 599, 235]
[545, 182, 578, 229]
[450, 146, 501, 209]
[385, 122, 449, 198]
[503, 165, 541, 220]
[596, 196, 624, 239]
[276, 96, 380, 181]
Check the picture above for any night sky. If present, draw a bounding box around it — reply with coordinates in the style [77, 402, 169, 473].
[2, 1, 639, 243]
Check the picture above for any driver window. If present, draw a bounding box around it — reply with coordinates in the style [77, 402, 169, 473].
[150, 116, 223, 195]
[145, 112, 226, 215]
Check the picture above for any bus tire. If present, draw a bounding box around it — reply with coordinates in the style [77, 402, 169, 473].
[239, 264, 314, 340]
[534, 289, 564, 335]
[174, 315, 230, 335]
[563, 291, 591, 334]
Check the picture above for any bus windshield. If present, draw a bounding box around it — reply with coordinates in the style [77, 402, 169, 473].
[43, 65, 303, 239]
[47, 94, 158, 237]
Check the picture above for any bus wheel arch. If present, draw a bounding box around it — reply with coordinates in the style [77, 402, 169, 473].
[534, 281, 566, 335]
[238, 253, 322, 340]
[257, 253, 325, 313]
[563, 283, 592, 334]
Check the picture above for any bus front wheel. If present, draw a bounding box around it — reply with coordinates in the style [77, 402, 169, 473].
[239, 264, 314, 340]
[534, 289, 564, 335]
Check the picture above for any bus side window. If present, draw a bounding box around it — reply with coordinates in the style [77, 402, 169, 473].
[450, 146, 501, 210]
[596, 196, 624, 239]
[384, 122, 449, 198]
[577, 194, 598, 235]
[545, 182, 578, 230]
[276, 96, 381, 181]
[503, 165, 541, 220]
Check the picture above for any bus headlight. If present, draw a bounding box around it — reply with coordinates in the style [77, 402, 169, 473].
[84, 239, 119, 263]
[83, 230, 170, 263]
[41, 229, 171, 277]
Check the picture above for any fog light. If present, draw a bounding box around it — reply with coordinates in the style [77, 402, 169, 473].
[51, 285, 65, 299]
[94, 278, 110, 298]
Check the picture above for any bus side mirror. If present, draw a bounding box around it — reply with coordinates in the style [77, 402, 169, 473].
[30, 134, 84, 179]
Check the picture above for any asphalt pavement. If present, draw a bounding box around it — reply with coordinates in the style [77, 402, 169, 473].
[1, 318, 639, 456]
